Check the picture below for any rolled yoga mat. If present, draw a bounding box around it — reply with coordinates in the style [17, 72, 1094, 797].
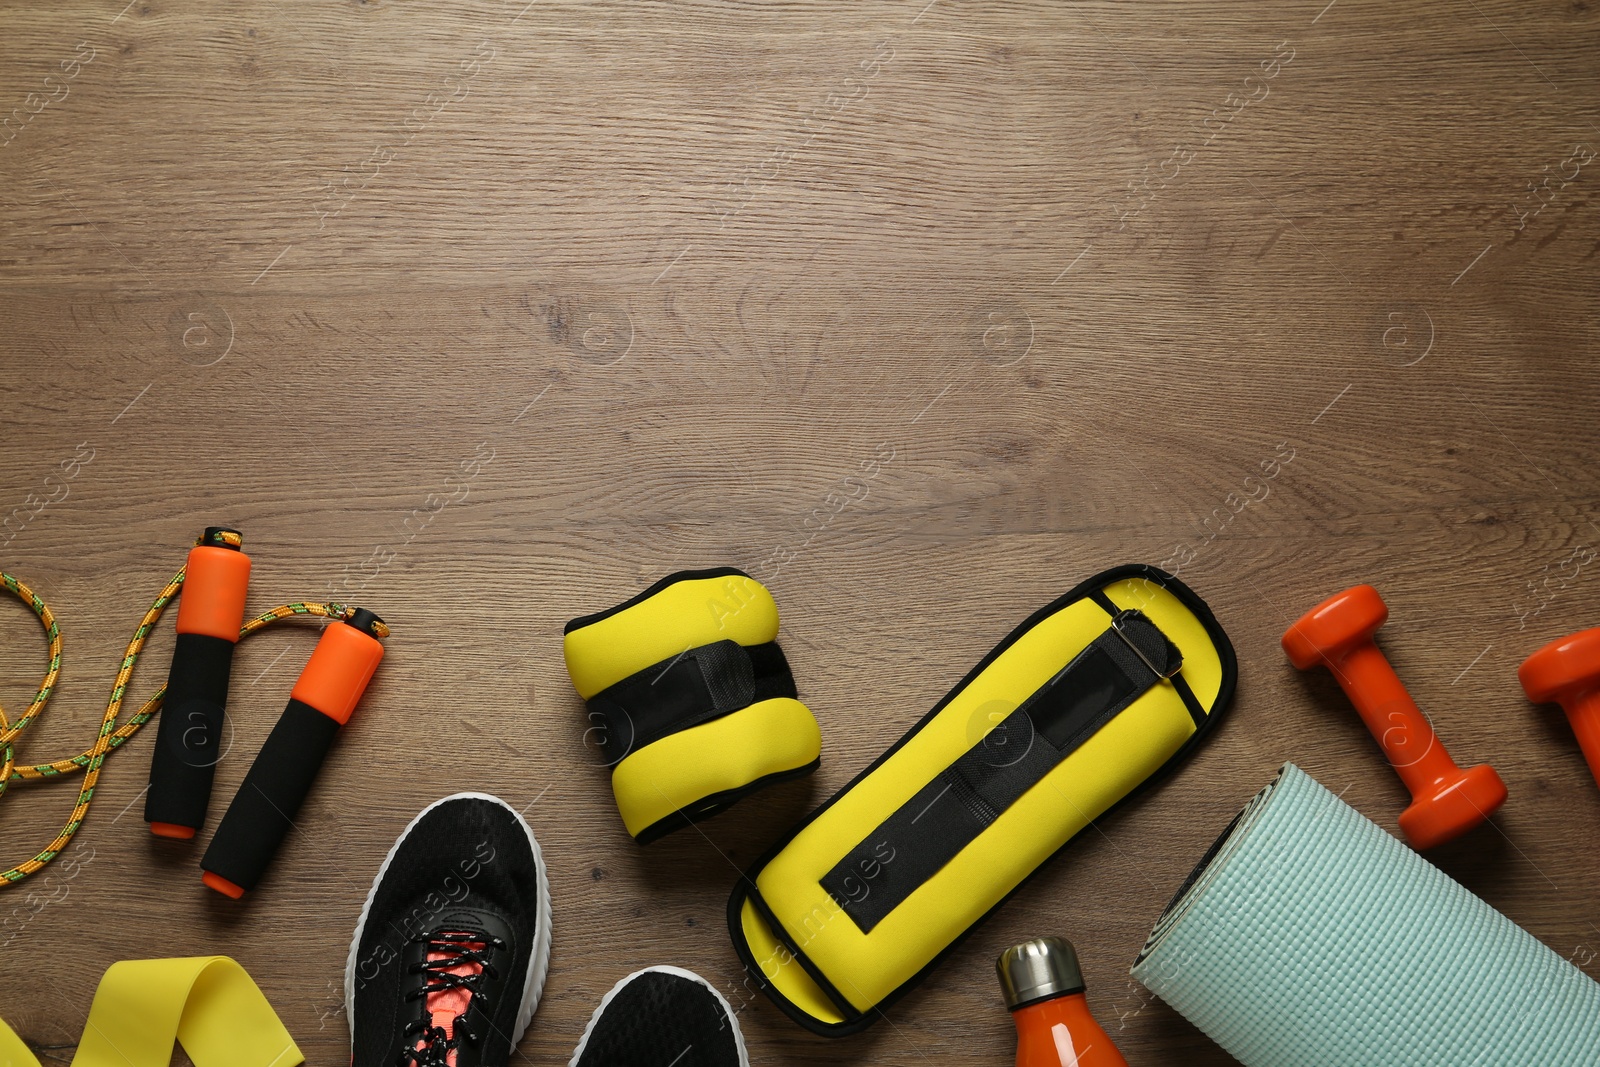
[1131, 763, 1600, 1066]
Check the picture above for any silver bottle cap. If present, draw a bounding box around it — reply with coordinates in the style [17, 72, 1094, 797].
[996, 936, 1086, 1010]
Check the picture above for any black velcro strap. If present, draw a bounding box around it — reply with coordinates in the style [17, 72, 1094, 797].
[587, 640, 796, 766]
[820, 610, 1179, 932]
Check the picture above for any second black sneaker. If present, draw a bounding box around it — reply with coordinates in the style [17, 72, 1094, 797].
[347, 791, 552, 1067]
[569, 966, 748, 1067]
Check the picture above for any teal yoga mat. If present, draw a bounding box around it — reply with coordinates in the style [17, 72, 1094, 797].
[1131, 763, 1600, 1066]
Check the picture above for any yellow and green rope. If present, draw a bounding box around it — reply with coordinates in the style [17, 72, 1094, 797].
[0, 541, 390, 887]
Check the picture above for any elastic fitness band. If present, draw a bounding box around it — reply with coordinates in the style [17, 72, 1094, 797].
[0, 534, 389, 887]
[0, 955, 303, 1067]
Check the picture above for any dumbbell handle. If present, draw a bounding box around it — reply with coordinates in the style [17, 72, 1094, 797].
[1326, 641, 1461, 796]
[1560, 688, 1600, 785]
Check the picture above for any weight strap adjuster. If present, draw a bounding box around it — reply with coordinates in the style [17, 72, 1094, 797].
[819, 610, 1180, 932]
[586, 639, 797, 766]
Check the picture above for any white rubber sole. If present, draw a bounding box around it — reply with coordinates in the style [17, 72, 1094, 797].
[345, 791, 553, 1060]
[567, 964, 749, 1067]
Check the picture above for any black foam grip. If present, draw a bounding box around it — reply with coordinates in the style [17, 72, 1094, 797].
[145, 632, 236, 830]
[201, 699, 339, 891]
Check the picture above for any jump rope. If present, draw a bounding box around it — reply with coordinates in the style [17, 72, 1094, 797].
[0, 527, 388, 889]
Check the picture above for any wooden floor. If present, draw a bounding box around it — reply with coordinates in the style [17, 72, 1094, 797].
[2, 1, 1597, 1063]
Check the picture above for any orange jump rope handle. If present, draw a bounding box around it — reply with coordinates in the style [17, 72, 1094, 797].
[146, 528, 251, 839]
[201, 610, 385, 897]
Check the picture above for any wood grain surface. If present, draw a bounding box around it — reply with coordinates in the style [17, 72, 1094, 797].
[1, 1, 1597, 1063]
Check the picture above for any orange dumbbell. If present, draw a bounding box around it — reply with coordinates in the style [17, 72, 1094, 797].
[1283, 584, 1507, 849]
[1519, 627, 1600, 791]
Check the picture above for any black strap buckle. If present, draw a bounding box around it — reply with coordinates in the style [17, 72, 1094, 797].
[1111, 610, 1182, 679]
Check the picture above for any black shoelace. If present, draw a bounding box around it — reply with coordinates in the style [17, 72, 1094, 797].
[398, 931, 506, 1067]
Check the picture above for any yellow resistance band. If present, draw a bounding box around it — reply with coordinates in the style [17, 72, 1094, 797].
[0, 955, 303, 1067]
[0, 552, 390, 887]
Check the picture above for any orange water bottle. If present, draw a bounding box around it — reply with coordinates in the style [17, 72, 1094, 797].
[997, 937, 1129, 1067]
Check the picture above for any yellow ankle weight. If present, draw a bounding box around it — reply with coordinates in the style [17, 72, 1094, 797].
[563, 568, 822, 844]
[726, 564, 1237, 1036]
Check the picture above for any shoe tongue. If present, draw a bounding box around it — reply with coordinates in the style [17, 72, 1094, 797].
[419, 931, 488, 1067]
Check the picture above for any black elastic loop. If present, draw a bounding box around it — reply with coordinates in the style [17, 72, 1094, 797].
[820, 611, 1179, 933]
[1171, 671, 1207, 728]
[586, 640, 796, 766]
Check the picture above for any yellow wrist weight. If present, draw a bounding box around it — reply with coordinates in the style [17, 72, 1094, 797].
[725, 564, 1237, 1036]
[563, 568, 822, 844]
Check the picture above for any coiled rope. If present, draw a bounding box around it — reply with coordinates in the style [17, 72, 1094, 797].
[0, 532, 390, 886]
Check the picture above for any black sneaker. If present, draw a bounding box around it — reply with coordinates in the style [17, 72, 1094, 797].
[569, 966, 747, 1067]
[346, 792, 552, 1067]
